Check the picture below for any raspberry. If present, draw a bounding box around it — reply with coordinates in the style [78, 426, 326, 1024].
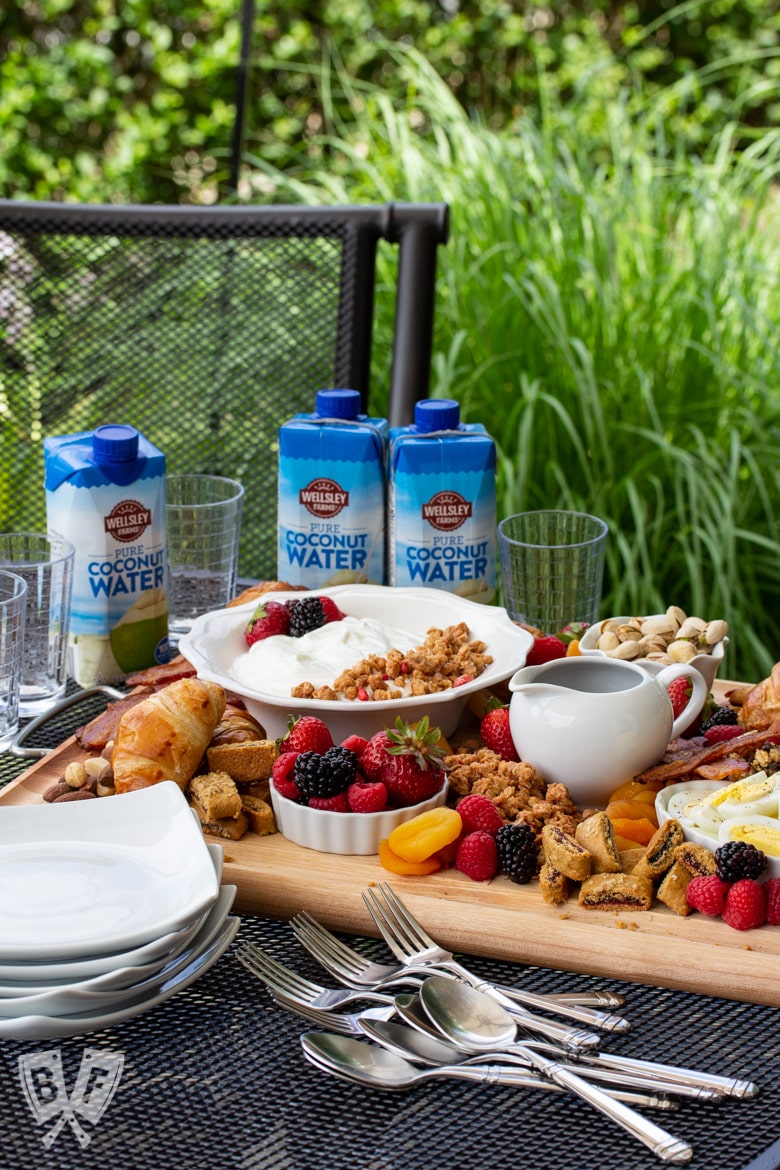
[347, 780, 388, 813]
[722, 879, 766, 931]
[479, 705, 519, 762]
[704, 724, 745, 744]
[341, 734, 369, 759]
[271, 751, 302, 801]
[667, 677, 692, 720]
[700, 706, 739, 734]
[685, 875, 730, 916]
[715, 840, 768, 882]
[456, 793, 504, 838]
[764, 878, 780, 926]
[308, 792, 350, 812]
[526, 635, 567, 667]
[495, 822, 537, 883]
[455, 830, 499, 882]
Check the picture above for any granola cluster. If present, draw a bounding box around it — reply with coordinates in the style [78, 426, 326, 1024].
[445, 747, 584, 846]
[290, 622, 492, 702]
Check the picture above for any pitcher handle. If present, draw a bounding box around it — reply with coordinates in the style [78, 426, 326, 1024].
[655, 664, 708, 739]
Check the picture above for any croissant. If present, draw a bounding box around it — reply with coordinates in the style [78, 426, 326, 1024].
[111, 677, 226, 793]
[738, 662, 780, 731]
[209, 701, 265, 747]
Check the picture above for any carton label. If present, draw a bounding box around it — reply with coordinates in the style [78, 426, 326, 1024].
[104, 499, 152, 542]
[421, 490, 472, 532]
[299, 478, 349, 519]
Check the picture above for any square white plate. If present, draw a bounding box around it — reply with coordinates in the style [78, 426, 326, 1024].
[0, 783, 219, 960]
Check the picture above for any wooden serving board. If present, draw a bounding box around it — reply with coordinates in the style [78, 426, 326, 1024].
[3, 675, 779, 1009]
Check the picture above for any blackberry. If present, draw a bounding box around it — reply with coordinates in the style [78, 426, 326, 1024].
[495, 822, 537, 884]
[715, 840, 768, 882]
[701, 706, 739, 735]
[293, 746, 358, 802]
[288, 596, 327, 637]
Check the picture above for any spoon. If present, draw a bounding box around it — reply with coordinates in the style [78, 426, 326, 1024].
[419, 977, 693, 1163]
[358, 1019, 678, 1111]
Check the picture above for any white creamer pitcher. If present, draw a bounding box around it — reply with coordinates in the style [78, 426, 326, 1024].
[508, 656, 708, 806]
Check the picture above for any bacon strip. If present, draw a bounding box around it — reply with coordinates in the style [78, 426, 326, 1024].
[694, 759, 751, 781]
[124, 655, 195, 688]
[637, 724, 780, 785]
[75, 688, 153, 751]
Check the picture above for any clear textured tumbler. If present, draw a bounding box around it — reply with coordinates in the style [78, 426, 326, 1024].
[166, 475, 245, 644]
[498, 510, 608, 633]
[0, 570, 27, 746]
[0, 532, 74, 715]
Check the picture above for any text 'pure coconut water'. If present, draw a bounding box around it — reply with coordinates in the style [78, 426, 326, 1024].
[388, 398, 497, 602]
[44, 424, 169, 686]
[277, 389, 388, 588]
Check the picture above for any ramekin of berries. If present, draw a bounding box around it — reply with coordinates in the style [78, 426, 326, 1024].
[269, 714, 449, 854]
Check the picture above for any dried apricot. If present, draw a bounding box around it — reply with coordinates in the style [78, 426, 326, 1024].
[609, 817, 657, 846]
[607, 778, 664, 802]
[566, 639, 582, 656]
[388, 807, 463, 863]
[605, 800, 659, 827]
[378, 838, 442, 875]
[614, 834, 643, 851]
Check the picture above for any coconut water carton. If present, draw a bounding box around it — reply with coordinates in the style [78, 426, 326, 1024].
[44, 424, 169, 685]
[277, 389, 388, 588]
[387, 398, 497, 602]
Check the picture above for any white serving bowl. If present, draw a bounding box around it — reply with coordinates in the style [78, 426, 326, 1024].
[656, 779, 780, 881]
[179, 584, 533, 741]
[580, 614, 728, 691]
[269, 780, 448, 855]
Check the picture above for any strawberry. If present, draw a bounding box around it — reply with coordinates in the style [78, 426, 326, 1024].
[455, 830, 499, 881]
[526, 635, 567, 667]
[278, 714, 333, 755]
[479, 702, 518, 761]
[667, 676, 692, 720]
[556, 621, 590, 645]
[319, 596, 346, 624]
[362, 716, 447, 808]
[456, 793, 504, 837]
[271, 750, 302, 801]
[703, 724, 746, 745]
[722, 879, 766, 931]
[685, 875, 729, 916]
[347, 779, 388, 813]
[244, 600, 290, 646]
[764, 878, 780, 926]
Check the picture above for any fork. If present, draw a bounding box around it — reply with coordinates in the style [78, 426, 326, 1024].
[363, 884, 626, 1042]
[290, 910, 626, 1008]
[235, 943, 398, 1011]
[269, 988, 397, 1035]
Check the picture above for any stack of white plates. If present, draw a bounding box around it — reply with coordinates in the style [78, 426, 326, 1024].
[0, 782, 238, 1040]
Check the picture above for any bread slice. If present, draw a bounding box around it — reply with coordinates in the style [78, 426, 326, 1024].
[188, 771, 242, 821]
[578, 871, 653, 911]
[206, 740, 278, 783]
[541, 825, 591, 882]
[241, 795, 277, 836]
[631, 819, 684, 881]
[575, 813, 621, 874]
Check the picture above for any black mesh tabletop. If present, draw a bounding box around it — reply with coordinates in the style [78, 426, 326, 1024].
[0, 911, 777, 1170]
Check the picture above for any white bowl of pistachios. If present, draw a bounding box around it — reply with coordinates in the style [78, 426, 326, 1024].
[579, 607, 729, 691]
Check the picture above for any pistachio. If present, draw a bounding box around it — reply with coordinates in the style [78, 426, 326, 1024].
[602, 619, 624, 635]
[64, 761, 89, 789]
[611, 640, 641, 660]
[598, 631, 620, 652]
[665, 605, 686, 631]
[645, 651, 674, 664]
[668, 638, 697, 663]
[616, 625, 642, 642]
[640, 616, 676, 638]
[677, 616, 707, 640]
[704, 619, 728, 646]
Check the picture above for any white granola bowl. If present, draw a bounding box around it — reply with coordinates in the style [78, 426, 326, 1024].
[269, 780, 449, 855]
[579, 614, 728, 691]
[179, 584, 533, 741]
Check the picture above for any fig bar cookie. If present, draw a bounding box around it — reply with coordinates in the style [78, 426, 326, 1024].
[578, 872, 653, 911]
[575, 812, 621, 874]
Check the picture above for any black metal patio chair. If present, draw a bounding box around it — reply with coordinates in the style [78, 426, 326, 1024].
[0, 199, 448, 580]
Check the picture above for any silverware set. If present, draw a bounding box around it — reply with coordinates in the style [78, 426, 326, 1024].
[236, 882, 759, 1165]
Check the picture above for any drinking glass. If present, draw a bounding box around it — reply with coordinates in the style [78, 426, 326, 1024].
[498, 510, 608, 633]
[0, 570, 27, 746]
[0, 533, 74, 715]
[166, 475, 245, 644]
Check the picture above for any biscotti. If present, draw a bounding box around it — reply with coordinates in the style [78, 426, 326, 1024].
[188, 770, 243, 821]
[206, 739, 278, 783]
[578, 872, 653, 911]
[193, 807, 249, 841]
[631, 819, 685, 881]
[575, 812, 621, 874]
[241, 795, 277, 836]
[541, 825, 591, 882]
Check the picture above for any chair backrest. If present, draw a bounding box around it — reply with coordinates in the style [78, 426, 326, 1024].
[0, 200, 448, 580]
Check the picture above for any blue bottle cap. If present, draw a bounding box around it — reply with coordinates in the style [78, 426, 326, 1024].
[414, 398, 460, 432]
[315, 389, 361, 420]
[93, 424, 140, 464]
